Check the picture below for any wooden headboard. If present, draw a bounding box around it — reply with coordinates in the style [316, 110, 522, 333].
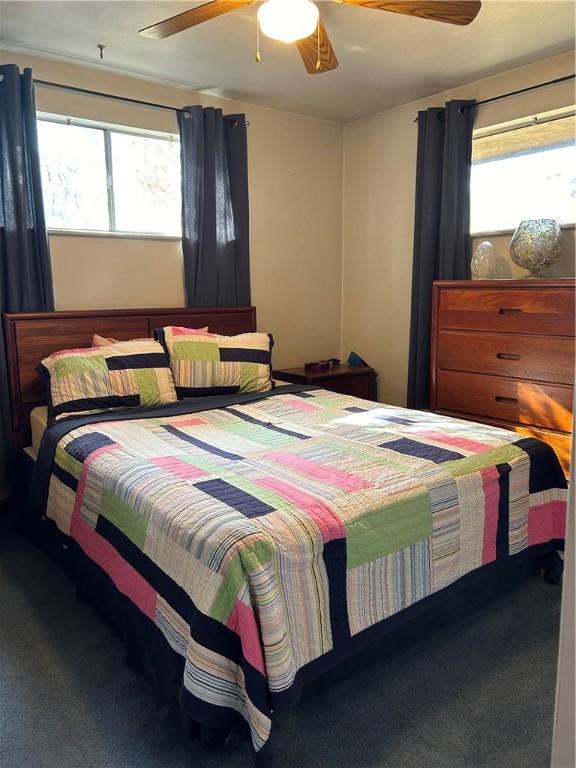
[3, 306, 257, 450]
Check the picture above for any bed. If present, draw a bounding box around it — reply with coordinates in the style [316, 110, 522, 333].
[4, 307, 568, 765]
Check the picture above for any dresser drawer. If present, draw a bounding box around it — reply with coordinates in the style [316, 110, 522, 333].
[437, 331, 575, 385]
[435, 370, 573, 432]
[438, 288, 575, 336]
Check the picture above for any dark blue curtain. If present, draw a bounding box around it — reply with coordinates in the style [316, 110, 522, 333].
[0, 65, 54, 486]
[407, 99, 475, 409]
[177, 106, 250, 307]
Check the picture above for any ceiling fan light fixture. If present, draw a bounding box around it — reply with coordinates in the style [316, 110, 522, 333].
[257, 0, 319, 44]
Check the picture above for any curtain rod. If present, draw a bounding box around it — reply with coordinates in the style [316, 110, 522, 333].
[413, 73, 575, 122]
[33, 79, 250, 125]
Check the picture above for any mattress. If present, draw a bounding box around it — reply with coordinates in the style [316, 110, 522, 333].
[29, 386, 567, 756]
[24, 405, 49, 460]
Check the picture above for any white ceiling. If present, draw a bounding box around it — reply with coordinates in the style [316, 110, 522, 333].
[1, 1, 574, 121]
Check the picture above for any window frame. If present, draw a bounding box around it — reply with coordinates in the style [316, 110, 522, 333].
[37, 113, 182, 239]
[470, 106, 576, 237]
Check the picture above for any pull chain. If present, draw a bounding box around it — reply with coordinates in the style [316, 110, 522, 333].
[316, 20, 321, 71]
[255, 17, 261, 62]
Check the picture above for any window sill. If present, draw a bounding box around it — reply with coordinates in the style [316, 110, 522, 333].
[48, 229, 182, 242]
[471, 223, 575, 238]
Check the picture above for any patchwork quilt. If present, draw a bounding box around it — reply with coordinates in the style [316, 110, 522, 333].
[32, 386, 567, 756]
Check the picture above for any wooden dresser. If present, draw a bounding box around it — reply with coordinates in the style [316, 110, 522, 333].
[431, 279, 575, 477]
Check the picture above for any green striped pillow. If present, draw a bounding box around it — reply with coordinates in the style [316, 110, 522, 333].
[155, 326, 274, 397]
[38, 339, 177, 422]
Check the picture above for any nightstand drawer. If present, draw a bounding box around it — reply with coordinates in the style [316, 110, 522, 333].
[436, 370, 573, 432]
[438, 288, 575, 336]
[318, 375, 373, 399]
[437, 331, 575, 385]
[273, 365, 376, 401]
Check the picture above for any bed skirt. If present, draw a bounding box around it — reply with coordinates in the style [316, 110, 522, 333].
[25, 510, 563, 766]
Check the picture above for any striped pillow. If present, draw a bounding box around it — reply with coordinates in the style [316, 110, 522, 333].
[156, 326, 274, 397]
[92, 334, 148, 347]
[38, 339, 177, 422]
[92, 329, 209, 347]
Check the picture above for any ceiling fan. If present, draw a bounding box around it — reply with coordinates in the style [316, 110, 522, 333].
[139, 0, 482, 75]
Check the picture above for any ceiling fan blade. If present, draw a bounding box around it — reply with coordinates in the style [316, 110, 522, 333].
[338, 1, 481, 26]
[296, 17, 339, 75]
[139, 0, 255, 39]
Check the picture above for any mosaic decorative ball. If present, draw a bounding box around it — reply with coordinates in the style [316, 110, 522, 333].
[510, 219, 562, 278]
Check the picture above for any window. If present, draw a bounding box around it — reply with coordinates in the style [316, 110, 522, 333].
[470, 112, 575, 234]
[37, 116, 181, 236]
[37, 121, 109, 231]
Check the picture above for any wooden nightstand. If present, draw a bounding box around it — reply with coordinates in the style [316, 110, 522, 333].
[274, 365, 376, 401]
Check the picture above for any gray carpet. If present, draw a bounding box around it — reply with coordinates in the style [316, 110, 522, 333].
[0, 528, 561, 768]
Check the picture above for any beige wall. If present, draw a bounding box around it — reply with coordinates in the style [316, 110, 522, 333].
[551, 425, 575, 768]
[342, 51, 576, 407]
[1, 50, 344, 370]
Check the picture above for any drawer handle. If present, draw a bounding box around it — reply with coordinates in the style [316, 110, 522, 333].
[498, 307, 523, 315]
[495, 396, 518, 404]
[496, 352, 521, 360]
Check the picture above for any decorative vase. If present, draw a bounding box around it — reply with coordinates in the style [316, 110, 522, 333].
[471, 241, 511, 279]
[509, 219, 562, 278]
[471, 241, 497, 279]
